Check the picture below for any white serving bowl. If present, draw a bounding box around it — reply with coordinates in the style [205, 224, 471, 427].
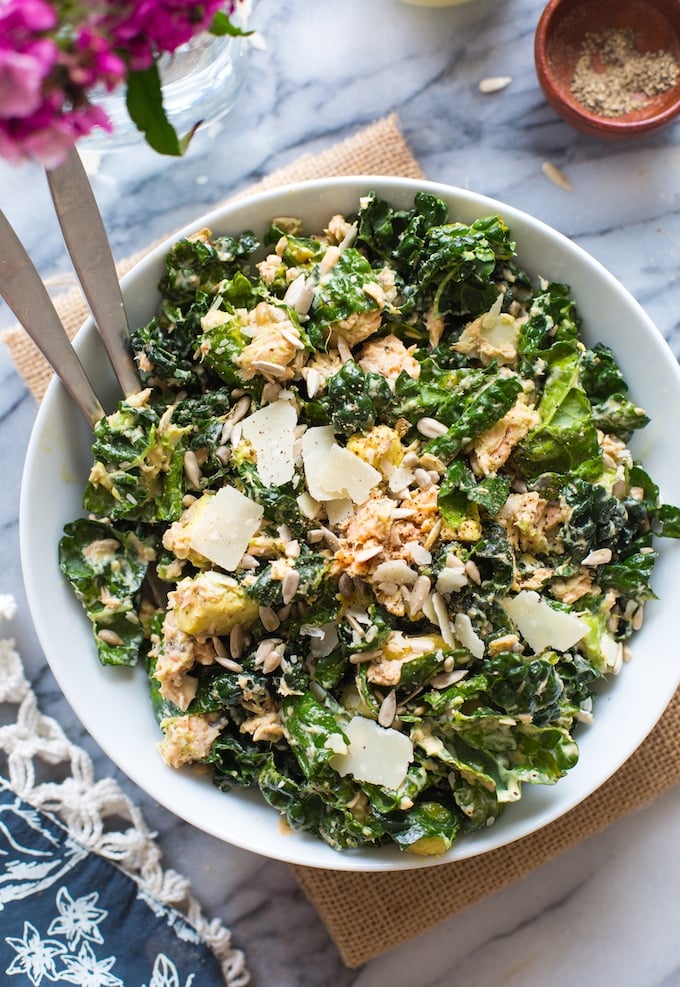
[21, 177, 680, 871]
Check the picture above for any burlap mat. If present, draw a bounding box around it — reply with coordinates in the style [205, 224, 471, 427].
[4, 113, 680, 969]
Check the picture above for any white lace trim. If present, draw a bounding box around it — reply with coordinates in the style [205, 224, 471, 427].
[0, 603, 249, 987]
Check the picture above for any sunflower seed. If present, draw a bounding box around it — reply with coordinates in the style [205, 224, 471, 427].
[581, 548, 612, 566]
[284, 273, 315, 315]
[306, 368, 321, 399]
[214, 654, 243, 673]
[541, 160, 572, 192]
[409, 575, 432, 618]
[259, 606, 280, 631]
[612, 479, 626, 500]
[349, 649, 381, 664]
[231, 394, 251, 424]
[215, 445, 231, 465]
[378, 690, 397, 728]
[345, 613, 365, 636]
[338, 573, 355, 597]
[465, 559, 482, 585]
[183, 449, 202, 488]
[254, 638, 278, 665]
[239, 553, 259, 570]
[252, 360, 289, 378]
[354, 545, 383, 564]
[261, 381, 282, 404]
[424, 518, 443, 551]
[337, 336, 353, 364]
[416, 417, 448, 439]
[211, 635, 228, 658]
[230, 421, 243, 448]
[430, 668, 469, 689]
[431, 591, 455, 646]
[282, 568, 300, 604]
[414, 467, 433, 490]
[229, 623, 245, 660]
[373, 560, 417, 585]
[262, 648, 283, 674]
[405, 541, 432, 566]
[97, 628, 124, 646]
[401, 451, 419, 468]
[319, 526, 341, 552]
[478, 75, 512, 93]
[285, 539, 301, 559]
[280, 327, 305, 349]
[392, 507, 417, 520]
[632, 605, 645, 631]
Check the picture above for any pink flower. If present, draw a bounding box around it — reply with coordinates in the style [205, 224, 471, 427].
[0, 0, 246, 164]
[106, 1, 226, 67]
[0, 40, 56, 116]
[0, 0, 57, 36]
[66, 28, 126, 92]
[0, 96, 112, 167]
[0, 0, 58, 118]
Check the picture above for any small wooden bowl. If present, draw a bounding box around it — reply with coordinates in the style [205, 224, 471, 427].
[535, 0, 680, 139]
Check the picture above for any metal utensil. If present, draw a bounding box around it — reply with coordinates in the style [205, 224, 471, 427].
[0, 207, 104, 426]
[46, 147, 139, 397]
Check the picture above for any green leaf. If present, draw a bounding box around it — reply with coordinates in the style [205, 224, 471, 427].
[391, 800, 459, 855]
[210, 10, 253, 36]
[59, 519, 149, 666]
[280, 692, 348, 779]
[126, 63, 200, 156]
[324, 360, 392, 436]
[512, 344, 600, 479]
[426, 372, 522, 462]
[438, 460, 510, 526]
[655, 503, 680, 539]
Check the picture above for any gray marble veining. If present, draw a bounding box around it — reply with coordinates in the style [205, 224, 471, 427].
[2, 0, 680, 983]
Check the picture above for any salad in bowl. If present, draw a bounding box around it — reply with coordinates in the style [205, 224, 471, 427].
[22, 178, 680, 869]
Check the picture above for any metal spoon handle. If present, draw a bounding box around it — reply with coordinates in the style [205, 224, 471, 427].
[0, 208, 104, 426]
[46, 147, 139, 397]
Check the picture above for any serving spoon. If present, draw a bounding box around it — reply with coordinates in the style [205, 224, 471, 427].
[0, 147, 139, 424]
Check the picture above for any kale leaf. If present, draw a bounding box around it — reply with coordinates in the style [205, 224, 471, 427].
[59, 519, 149, 666]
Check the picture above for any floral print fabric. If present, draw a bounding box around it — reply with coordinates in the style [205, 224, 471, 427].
[0, 782, 225, 986]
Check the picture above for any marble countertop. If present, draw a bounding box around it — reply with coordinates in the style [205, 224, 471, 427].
[2, 0, 680, 983]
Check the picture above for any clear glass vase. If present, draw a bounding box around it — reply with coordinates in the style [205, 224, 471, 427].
[84, 33, 248, 152]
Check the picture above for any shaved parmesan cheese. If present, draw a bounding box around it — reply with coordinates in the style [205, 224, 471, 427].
[241, 399, 297, 487]
[326, 497, 354, 526]
[301, 426, 340, 500]
[330, 716, 413, 790]
[454, 612, 484, 659]
[388, 466, 414, 494]
[296, 491, 321, 519]
[503, 590, 587, 654]
[327, 445, 381, 503]
[325, 733, 348, 755]
[301, 426, 381, 504]
[188, 485, 264, 571]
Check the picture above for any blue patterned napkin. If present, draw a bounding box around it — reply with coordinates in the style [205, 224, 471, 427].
[0, 782, 228, 987]
[0, 597, 248, 987]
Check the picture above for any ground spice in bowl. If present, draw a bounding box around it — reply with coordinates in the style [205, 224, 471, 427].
[571, 27, 680, 118]
[534, 0, 680, 139]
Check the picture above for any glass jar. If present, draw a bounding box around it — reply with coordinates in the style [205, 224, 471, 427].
[84, 33, 248, 152]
